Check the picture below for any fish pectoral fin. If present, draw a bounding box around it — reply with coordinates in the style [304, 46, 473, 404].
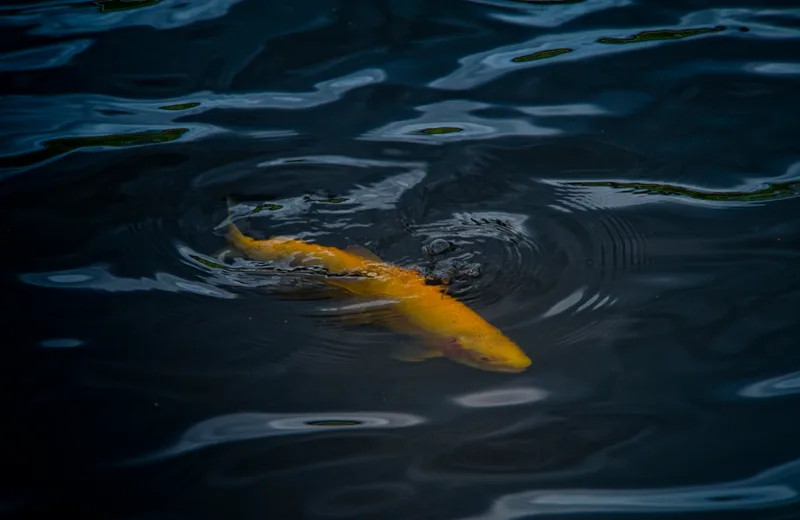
[391, 344, 443, 363]
[344, 245, 383, 262]
[316, 298, 401, 326]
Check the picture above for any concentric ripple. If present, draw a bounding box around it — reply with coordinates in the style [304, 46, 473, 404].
[406, 210, 540, 310]
[525, 179, 650, 319]
[396, 174, 648, 346]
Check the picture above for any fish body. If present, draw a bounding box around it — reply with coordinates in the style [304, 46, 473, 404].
[225, 218, 531, 373]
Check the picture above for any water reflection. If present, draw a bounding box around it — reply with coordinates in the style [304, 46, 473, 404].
[541, 287, 590, 318]
[428, 6, 775, 91]
[748, 62, 800, 76]
[561, 178, 800, 206]
[452, 387, 549, 408]
[466, 486, 796, 518]
[598, 26, 726, 45]
[209, 156, 426, 229]
[3, 0, 800, 517]
[20, 264, 236, 299]
[0, 0, 246, 35]
[463, 457, 800, 518]
[127, 411, 425, 464]
[1, 68, 382, 122]
[1, 68, 384, 174]
[186, 68, 385, 111]
[0, 128, 189, 172]
[159, 102, 201, 111]
[472, 0, 631, 29]
[364, 100, 560, 143]
[511, 48, 572, 63]
[0, 39, 93, 71]
[739, 371, 800, 399]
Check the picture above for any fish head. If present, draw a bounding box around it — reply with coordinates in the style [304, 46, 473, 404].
[441, 331, 531, 373]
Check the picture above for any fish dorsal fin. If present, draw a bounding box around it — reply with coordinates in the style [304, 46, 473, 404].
[344, 245, 383, 262]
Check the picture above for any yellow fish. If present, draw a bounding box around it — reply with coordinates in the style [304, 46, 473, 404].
[224, 208, 531, 373]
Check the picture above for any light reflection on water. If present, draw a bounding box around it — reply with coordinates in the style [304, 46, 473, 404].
[452, 387, 549, 408]
[0, 0, 248, 35]
[19, 264, 237, 299]
[739, 370, 800, 399]
[0, 39, 93, 72]
[124, 411, 426, 465]
[462, 458, 800, 518]
[363, 100, 561, 143]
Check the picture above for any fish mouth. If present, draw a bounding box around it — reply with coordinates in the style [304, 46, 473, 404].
[445, 339, 531, 373]
[486, 365, 529, 373]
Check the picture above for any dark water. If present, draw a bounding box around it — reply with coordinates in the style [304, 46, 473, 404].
[3, 0, 800, 518]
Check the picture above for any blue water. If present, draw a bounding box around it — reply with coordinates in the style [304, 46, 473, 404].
[3, 0, 800, 518]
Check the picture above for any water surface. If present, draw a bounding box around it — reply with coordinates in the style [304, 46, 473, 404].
[3, 0, 800, 518]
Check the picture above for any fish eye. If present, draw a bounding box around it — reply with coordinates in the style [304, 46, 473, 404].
[478, 355, 492, 362]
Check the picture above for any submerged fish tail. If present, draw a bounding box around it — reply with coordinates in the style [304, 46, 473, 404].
[223, 197, 364, 268]
[225, 197, 257, 253]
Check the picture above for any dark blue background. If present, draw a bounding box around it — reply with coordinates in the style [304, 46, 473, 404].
[2, 0, 800, 518]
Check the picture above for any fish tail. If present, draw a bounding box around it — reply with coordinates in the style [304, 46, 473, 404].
[224, 197, 292, 262]
[224, 196, 253, 251]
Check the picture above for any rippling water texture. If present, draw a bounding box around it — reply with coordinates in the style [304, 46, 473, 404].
[3, 0, 800, 518]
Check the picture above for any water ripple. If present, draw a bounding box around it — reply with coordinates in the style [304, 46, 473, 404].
[739, 370, 800, 399]
[474, 0, 633, 29]
[407, 209, 538, 309]
[465, 486, 796, 518]
[747, 61, 800, 76]
[462, 457, 800, 518]
[427, 22, 728, 91]
[410, 413, 652, 484]
[210, 156, 426, 227]
[19, 264, 236, 299]
[4, 1, 799, 517]
[452, 387, 549, 408]
[205, 433, 408, 488]
[0, 68, 383, 126]
[0, 126, 198, 177]
[553, 167, 800, 209]
[0, 0, 247, 35]
[428, 6, 796, 91]
[493, 187, 646, 329]
[0, 39, 92, 71]
[125, 411, 425, 465]
[363, 100, 560, 144]
[0, 68, 383, 174]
